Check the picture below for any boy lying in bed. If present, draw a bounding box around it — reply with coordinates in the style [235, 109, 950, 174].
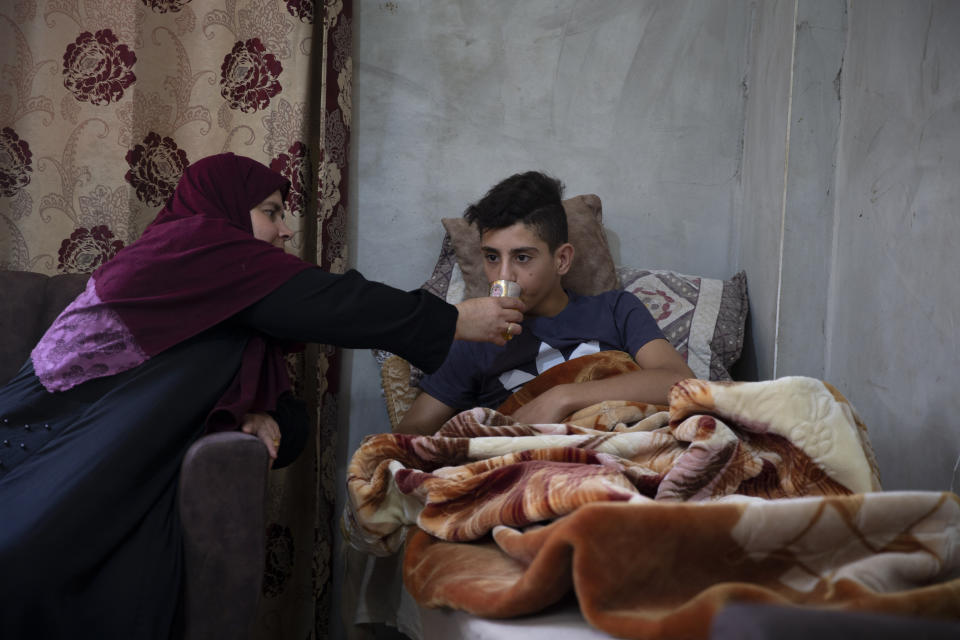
[397, 171, 695, 436]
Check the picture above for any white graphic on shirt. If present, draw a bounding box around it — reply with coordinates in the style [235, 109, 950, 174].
[498, 369, 536, 392]
[569, 341, 601, 360]
[498, 340, 600, 392]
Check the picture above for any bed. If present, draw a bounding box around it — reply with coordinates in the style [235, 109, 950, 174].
[342, 195, 960, 639]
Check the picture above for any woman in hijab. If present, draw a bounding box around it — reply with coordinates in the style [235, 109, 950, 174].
[0, 153, 524, 639]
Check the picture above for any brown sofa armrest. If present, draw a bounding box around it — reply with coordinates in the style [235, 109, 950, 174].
[178, 431, 270, 640]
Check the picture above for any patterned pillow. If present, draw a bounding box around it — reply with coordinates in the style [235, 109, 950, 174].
[617, 266, 748, 381]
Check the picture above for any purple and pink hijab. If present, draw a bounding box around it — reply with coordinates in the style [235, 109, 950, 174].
[32, 153, 312, 429]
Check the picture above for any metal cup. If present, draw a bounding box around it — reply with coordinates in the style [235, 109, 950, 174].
[489, 279, 522, 298]
[489, 280, 522, 340]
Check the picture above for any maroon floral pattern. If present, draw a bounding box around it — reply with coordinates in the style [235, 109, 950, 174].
[0, 127, 33, 198]
[57, 225, 125, 274]
[62, 30, 136, 106]
[220, 39, 283, 114]
[140, 0, 190, 13]
[286, 0, 314, 23]
[332, 15, 351, 71]
[270, 142, 310, 216]
[124, 132, 189, 206]
[324, 110, 347, 166]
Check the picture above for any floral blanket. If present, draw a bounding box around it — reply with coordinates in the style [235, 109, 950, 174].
[344, 354, 960, 639]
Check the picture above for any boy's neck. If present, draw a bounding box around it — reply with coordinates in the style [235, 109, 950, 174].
[527, 286, 569, 318]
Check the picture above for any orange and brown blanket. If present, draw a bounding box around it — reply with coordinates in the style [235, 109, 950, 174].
[345, 353, 960, 639]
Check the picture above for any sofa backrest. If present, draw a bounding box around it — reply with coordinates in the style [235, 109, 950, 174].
[0, 270, 89, 385]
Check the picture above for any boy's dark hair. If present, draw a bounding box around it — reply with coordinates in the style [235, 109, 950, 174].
[463, 171, 567, 251]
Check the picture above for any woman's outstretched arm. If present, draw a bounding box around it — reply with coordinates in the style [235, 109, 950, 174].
[231, 267, 522, 373]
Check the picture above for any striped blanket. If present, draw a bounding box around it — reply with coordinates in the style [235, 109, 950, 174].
[344, 357, 960, 638]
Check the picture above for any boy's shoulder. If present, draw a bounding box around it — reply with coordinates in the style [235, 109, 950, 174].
[571, 288, 627, 302]
[563, 288, 634, 312]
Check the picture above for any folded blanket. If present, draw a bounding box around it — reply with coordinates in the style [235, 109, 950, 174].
[403, 493, 960, 638]
[344, 356, 959, 638]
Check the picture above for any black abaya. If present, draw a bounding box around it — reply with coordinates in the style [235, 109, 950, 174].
[0, 268, 456, 639]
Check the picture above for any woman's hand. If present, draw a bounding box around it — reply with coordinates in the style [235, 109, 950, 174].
[454, 297, 525, 346]
[241, 411, 280, 460]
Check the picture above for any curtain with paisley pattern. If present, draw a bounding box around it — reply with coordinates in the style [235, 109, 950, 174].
[0, 0, 351, 637]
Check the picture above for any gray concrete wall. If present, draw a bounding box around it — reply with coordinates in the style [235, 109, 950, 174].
[736, 0, 795, 382]
[738, 0, 846, 382]
[776, 0, 846, 380]
[738, 0, 960, 490]
[826, 0, 960, 490]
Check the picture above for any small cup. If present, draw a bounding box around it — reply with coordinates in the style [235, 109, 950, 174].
[489, 280, 522, 340]
[489, 279, 522, 298]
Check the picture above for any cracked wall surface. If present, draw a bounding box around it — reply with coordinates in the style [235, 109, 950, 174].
[826, 0, 960, 491]
[740, 0, 959, 490]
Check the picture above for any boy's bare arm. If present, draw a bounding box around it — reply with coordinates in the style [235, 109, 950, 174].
[395, 391, 459, 436]
[509, 339, 695, 425]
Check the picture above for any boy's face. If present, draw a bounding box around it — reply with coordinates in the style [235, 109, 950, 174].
[480, 222, 571, 316]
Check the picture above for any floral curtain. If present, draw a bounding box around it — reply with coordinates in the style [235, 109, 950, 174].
[0, 0, 352, 637]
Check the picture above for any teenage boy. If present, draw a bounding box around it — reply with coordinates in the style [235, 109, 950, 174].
[397, 172, 695, 436]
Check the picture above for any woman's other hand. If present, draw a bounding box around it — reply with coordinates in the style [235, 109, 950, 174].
[454, 296, 525, 346]
[241, 411, 280, 460]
